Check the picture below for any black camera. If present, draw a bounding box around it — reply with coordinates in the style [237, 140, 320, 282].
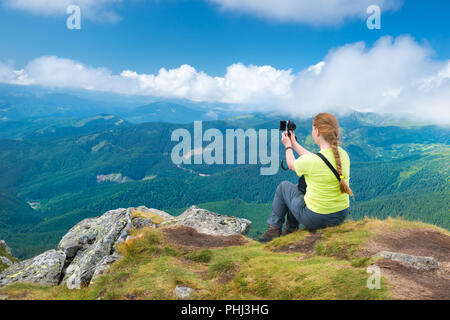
[280, 120, 298, 172]
[280, 120, 296, 136]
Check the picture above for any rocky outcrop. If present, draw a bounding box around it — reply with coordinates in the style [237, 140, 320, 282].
[90, 253, 122, 284]
[59, 208, 131, 289]
[96, 173, 133, 184]
[129, 206, 176, 229]
[0, 240, 11, 255]
[0, 205, 252, 290]
[176, 206, 252, 236]
[0, 250, 65, 288]
[376, 251, 439, 271]
[0, 240, 16, 271]
[0, 256, 14, 267]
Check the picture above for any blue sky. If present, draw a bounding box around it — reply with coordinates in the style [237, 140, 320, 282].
[0, 0, 448, 75]
[0, 0, 449, 124]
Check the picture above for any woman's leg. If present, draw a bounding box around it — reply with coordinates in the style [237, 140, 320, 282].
[259, 181, 304, 242]
[266, 181, 304, 229]
[286, 210, 300, 229]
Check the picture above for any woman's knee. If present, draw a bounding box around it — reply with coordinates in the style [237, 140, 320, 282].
[277, 181, 293, 192]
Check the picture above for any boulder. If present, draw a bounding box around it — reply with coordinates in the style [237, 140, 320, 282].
[0, 250, 65, 288]
[0, 240, 11, 255]
[129, 206, 175, 229]
[132, 217, 155, 229]
[176, 206, 251, 236]
[58, 208, 131, 289]
[376, 251, 439, 271]
[0, 205, 252, 290]
[174, 286, 195, 299]
[90, 253, 122, 284]
[0, 240, 17, 272]
[0, 256, 14, 267]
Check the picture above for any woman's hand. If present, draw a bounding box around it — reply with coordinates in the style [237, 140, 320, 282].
[282, 131, 296, 172]
[281, 131, 292, 148]
[289, 130, 297, 145]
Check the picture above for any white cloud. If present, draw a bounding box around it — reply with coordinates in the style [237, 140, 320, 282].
[119, 63, 295, 107]
[1, 35, 449, 125]
[288, 36, 450, 124]
[3, 0, 404, 25]
[208, 0, 403, 25]
[2, 0, 122, 22]
[306, 61, 326, 76]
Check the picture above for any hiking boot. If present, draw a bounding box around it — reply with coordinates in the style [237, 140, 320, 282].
[282, 226, 299, 236]
[258, 225, 281, 243]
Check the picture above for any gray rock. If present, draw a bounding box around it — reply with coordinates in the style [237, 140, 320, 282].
[176, 206, 252, 236]
[129, 206, 175, 229]
[0, 240, 11, 255]
[132, 217, 156, 229]
[58, 217, 98, 259]
[0, 256, 14, 267]
[90, 253, 122, 284]
[116, 208, 134, 244]
[135, 206, 174, 221]
[0, 250, 65, 288]
[0, 205, 252, 291]
[376, 251, 439, 271]
[174, 286, 194, 299]
[59, 208, 131, 289]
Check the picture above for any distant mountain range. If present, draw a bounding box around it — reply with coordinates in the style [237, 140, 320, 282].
[0, 83, 240, 125]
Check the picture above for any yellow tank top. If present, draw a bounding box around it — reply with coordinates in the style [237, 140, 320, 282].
[294, 146, 350, 214]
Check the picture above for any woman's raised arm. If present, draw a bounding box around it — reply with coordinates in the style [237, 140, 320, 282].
[289, 130, 314, 156]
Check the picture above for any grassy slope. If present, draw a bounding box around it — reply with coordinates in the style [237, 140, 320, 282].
[1, 217, 448, 300]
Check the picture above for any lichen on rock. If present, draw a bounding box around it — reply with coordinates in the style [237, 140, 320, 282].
[0, 205, 253, 291]
[176, 206, 252, 236]
[90, 253, 122, 285]
[0, 256, 14, 268]
[130, 206, 175, 229]
[376, 251, 439, 271]
[59, 208, 131, 289]
[0, 250, 66, 288]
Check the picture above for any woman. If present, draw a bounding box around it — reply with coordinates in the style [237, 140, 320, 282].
[258, 113, 354, 243]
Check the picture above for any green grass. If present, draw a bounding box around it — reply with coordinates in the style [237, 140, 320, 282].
[186, 249, 213, 263]
[0, 262, 8, 272]
[208, 256, 237, 277]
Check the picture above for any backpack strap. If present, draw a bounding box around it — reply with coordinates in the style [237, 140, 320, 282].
[315, 152, 342, 182]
